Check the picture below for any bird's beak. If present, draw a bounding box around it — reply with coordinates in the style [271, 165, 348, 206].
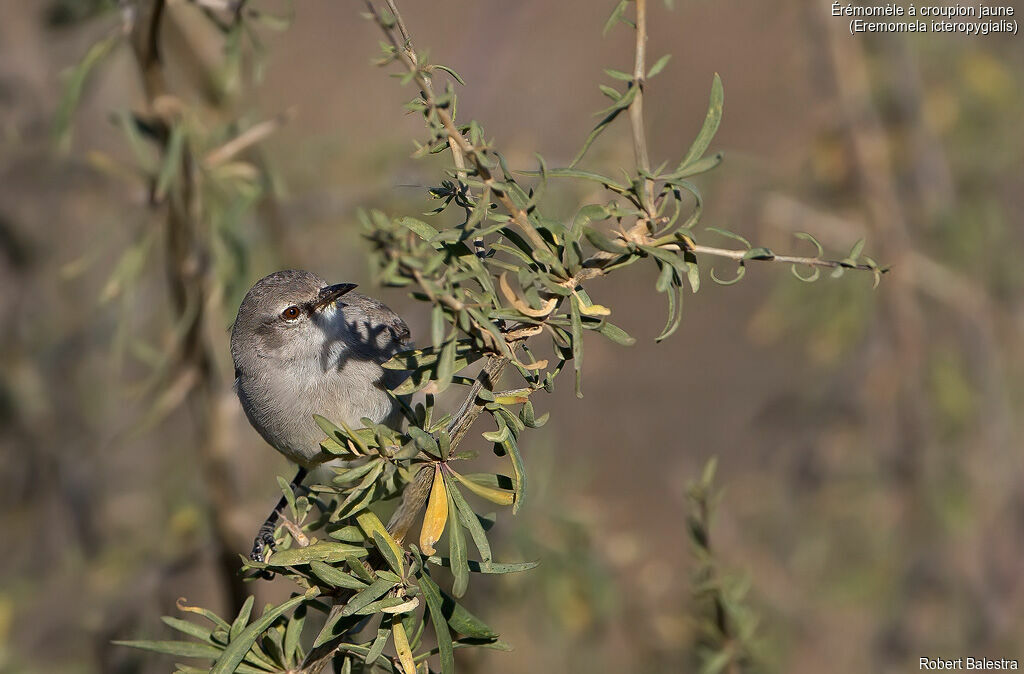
[312, 283, 357, 312]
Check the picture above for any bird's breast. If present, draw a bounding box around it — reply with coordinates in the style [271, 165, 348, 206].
[236, 356, 399, 466]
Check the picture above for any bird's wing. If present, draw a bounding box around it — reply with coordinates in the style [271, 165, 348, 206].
[347, 292, 412, 346]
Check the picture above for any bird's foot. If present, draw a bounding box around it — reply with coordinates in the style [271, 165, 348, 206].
[250, 528, 277, 563]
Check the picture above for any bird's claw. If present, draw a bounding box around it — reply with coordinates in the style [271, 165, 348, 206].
[250, 530, 277, 563]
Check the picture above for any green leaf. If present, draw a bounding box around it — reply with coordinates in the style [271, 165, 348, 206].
[161, 617, 213, 644]
[426, 557, 540, 575]
[710, 264, 746, 286]
[603, 0, 629, 35]
[793, 231, 824, 257]
[596, 321, 636, 346]
[327, 524, 364, 543]
[528, 167, 626, 191]
[598, 83, 622, 101]
[346, 556, 376, 584]
[791, 264, 821, 283]
[678, 73, 724, 171]
[705, 226, 750, 249]
[603, 68, 633, 81]
[309, 561, 369, 590]
[210, 589, 318, 674]
[340, 578, 397, 618]
[742, 247, 775, 261]
[283, 604, 306, 664]
[435, 338, 457, 393]
[364, 625, 391, 665]
[462, 474, 515, 490]
[438, 587, 499, 640]
[583, 226, 628, 253]
[569, 86, 637, 168]
[418, 573, 456, 674]
[848, 237, 865, 260]
[154, 123, 185, 202]
[356, 511, 405, 577]
[312, 415, 354, 454]
[54, 33, 121, 152]
[481, 422, 510, 444]
[572, 204, 611, 234]
[447, 485, 469, 598]
[655, 284, 684, 342]
[647, 54, 672, 78]
[266, 542, 369, 566]
[176, 600, 232, 633]
[276, 476, 297, 521]
[229, 596, 254, 642]
[445, 472, 492, 562]
[686, 261, 701, 293]
[432, 63, 466, 85]
[503, 436, 527, 515]
[397, 216, 439, 241]
[373, 531, 405, 577]
[673, 151, 723, 179]
[430, 306, 446, 347]
[114, 640, 222, 660]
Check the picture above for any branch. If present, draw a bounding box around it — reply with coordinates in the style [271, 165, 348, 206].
[202, 107, 295, 168]
[762, 193, 991, 319]
[690, 243, 880, 273]
[385, 355, 510, 543]
[129, 0, 167, 102]
[629, 0, 655, 213]
[128, 0, 248, 612]
[383, 0, 470, 186]
[365, 1, 550, 257]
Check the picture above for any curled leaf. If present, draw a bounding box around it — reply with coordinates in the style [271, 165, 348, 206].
[710, 264, 746, 286]
[450, 470, 515, 507]
[499, 273, 557, 318]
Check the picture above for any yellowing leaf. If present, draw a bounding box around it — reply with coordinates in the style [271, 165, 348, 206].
[499, 273, 557, 318]
[450, 470, 515, 507]
[577, 302, 611, 317]
[392, 620, 417, 674]
[419, 465, 448, 555]
[381, 596, 420, 614]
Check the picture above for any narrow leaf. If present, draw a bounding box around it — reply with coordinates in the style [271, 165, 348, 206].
[210, 589, 318, 674]
[678, 73, 724, 171]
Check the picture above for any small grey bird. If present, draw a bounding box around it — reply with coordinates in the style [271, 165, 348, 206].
[231, 269, 410, 561]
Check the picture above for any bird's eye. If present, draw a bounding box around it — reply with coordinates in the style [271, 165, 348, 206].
[280, 306, 301, 320]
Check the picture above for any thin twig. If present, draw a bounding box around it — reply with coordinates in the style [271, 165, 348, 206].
[690, 244, 879, 272]
[384, 0, 470, 185]
[629, 0, 655, 214]
[365, 1, 550, 256]
[203, 108, 295, 168]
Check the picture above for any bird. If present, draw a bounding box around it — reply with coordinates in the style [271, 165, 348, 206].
[230, 269, 410, 561]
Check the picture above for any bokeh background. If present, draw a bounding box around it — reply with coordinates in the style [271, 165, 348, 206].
[2, 1, 1023, 672]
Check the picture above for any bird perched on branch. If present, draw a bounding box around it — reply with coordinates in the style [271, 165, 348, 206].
[230, 269, 410, 561]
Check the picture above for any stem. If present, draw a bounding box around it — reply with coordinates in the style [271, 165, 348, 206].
[629, 0, 655, 214]
[690, 244, 880, 272]
[365, 1, 551, 257]
[129, 0, 247, 613]
[383, 0, 470, 186]
[385, 356, 509, 542]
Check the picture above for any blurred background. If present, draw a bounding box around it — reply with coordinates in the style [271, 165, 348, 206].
[1, 1, 1022, 672]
